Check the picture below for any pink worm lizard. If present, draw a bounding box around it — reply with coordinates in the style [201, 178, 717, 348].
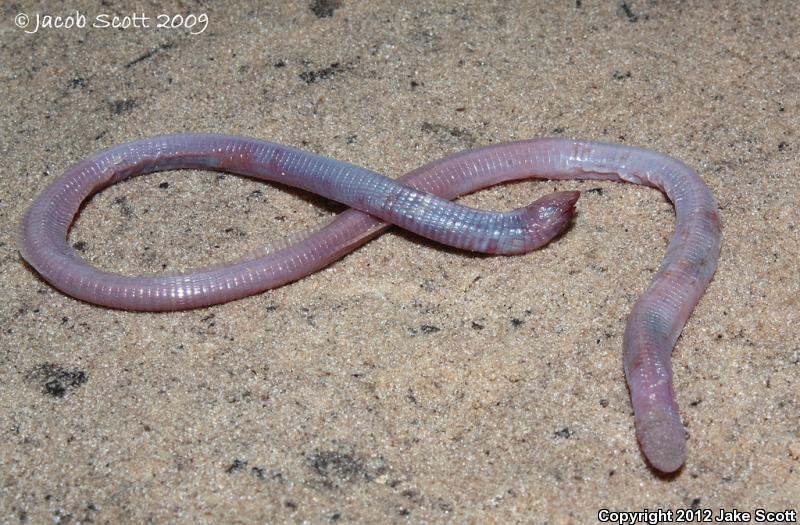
[18, 134, 721, 473]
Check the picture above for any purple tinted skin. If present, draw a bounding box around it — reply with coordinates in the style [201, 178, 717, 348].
[18, 134, 577, 310]
[18, 134, 720, 473]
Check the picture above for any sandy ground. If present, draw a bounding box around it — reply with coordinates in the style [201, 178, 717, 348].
[1, 1, 798, 523]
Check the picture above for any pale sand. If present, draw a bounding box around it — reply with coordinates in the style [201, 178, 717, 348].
[1, 1, 797, 523]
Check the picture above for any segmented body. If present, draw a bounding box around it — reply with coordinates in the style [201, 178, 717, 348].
[18, 134, 721, 472]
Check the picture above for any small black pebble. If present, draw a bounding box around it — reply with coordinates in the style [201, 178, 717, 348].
[420, 324, 440, 334]
[554, 428, 572, 439]
[310, 0, 341, 18]
[226, 459, 248, 473]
